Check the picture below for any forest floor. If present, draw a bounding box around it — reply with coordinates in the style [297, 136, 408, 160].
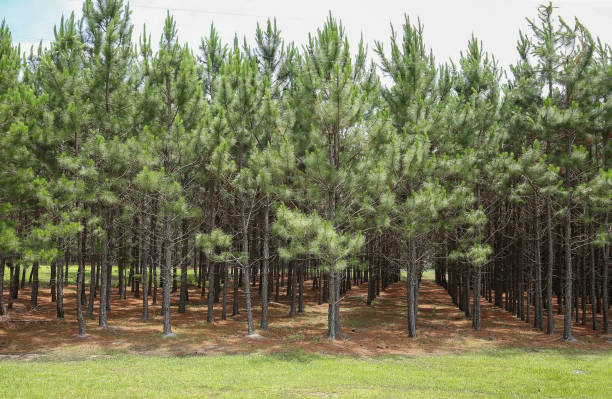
[1, 271, 612, 357]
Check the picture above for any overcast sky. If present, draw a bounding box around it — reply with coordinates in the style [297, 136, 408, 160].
[3, 0, 612, 71]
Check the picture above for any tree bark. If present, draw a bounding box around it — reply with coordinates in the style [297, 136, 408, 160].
[327, 267, 337, 339]
[242, 213, 255, 335]
[289, 262, 297, 317]
[56, 250, 64, 319]
[0, 259, 6, 315]
[142, 201, 149, 321]
[260, 203, 270, 330]
[472, 267, 482, 331]
[563, 207, 573, 341]
[546, 200, 554, 335]
[50, 261, 56, 302]
[30, 261, 39, 308]
[162, 218, 173, 336]
[602, 239, 610, 334]
[86, 256, 96, 318]
[221, 263, 228, 320]
[179, 221, 188, 314]
[76, 235, 86, 337]
[98, 245, 109, 328]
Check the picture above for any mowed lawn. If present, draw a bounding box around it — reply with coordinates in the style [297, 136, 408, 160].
[1, 349, 611, 398]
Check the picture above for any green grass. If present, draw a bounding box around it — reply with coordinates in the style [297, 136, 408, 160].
[400, 268, 435, 282]
[3, 265, 202, 288]
[1, 349, 610, 398]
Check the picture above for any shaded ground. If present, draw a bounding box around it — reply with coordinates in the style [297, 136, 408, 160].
[1, 273, 611, 357]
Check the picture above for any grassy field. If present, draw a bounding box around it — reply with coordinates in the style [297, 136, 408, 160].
[7, 265, 435, 287]
[1, 349, 610, 398]
[3, 265, 202, 287]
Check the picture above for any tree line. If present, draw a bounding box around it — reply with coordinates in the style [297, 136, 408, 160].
[0, 1, 610, 341]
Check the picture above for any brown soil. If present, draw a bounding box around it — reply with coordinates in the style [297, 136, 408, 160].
[1, 276, 611, 357]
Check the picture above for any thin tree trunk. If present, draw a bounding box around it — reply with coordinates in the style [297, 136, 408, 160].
[142, 200, 149, 321]
[207, 257, 215, 323]
[86, 255, 96, 318]
[472, 267, 481, 331]
[221, 263, 228, 320]
[589, 241, 598, 331]
[260, 203, 270, 330]
[179, 221, 188, 314]
[162, 218, 173, 336]
[30, 261, 39, 308]
[50, 261, 56, 302]
[76, 231, 86, 337]
[327, 267, 337, 339]
[56, 250, 64, 319]
[299, 261, 304, 314]
[563, 207, 573, 341]
[546, 200, 554, 335]
[602, 238, 609, 334]
[289, 262, 297, 317]
[232, 265, 239, 316]
[0, 259, 5, 315]
[534, 205, 543, 331]
[98, 245, 109, 328]
[242, 213, 255, 335]
[407, 267, 417, 338]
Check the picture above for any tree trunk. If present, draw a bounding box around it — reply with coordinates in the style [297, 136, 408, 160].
[242, 215, 255, 335]
[534, 223, 543, 331]
[0, 259, 6, 315]
[407, 267, 417, 338]
[299, 261, 304, 314]
[602, 240, 610, 334]
[30, 261, 39, 308]
[221, 263, 228, 320]
[50, 262, 56, 302]
[327, 267, 337, 339]
[7, 264, 13, 310]
[21, 265, 26, 289]
[232, 265, 239, 316]
[86, 256, 96, 318]
[546, 200, 554, 335]
[106, 254, 111, 312]
[563, 207, 573, 341]
[56, 252, 64, 319]
[179, 221, 188, 314]
[142, 202, 149, 321]
[472, 267, 481, 331]
[260, 203, 270, 330]
[207, 257, 215, 323]
[289, 262, 297, 317]
[162, 219, 173, 336]
[98, 247, 109, 328]
[76, 230, 86, 337]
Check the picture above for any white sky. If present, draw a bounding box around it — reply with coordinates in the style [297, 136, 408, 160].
[8, 0, 612, 72]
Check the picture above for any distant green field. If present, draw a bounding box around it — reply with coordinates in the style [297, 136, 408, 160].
[6, 265, 433, 288]
[0, 349, 610, 398]
[2, 265, 202, 288]
[400, 268, 435, 282]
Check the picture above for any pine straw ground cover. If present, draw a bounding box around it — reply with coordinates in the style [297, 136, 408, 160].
[2, 269, 611, 356]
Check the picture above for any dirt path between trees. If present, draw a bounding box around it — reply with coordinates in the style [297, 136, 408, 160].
[1, 276, 611, 357]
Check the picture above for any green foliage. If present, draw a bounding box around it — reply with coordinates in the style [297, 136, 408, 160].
[273, 206, 364, 272]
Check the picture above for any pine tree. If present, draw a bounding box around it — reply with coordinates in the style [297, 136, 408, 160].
[137, 12, 204, 335]
[277, 14, 381, 339]
[80, 0, 135, 329]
